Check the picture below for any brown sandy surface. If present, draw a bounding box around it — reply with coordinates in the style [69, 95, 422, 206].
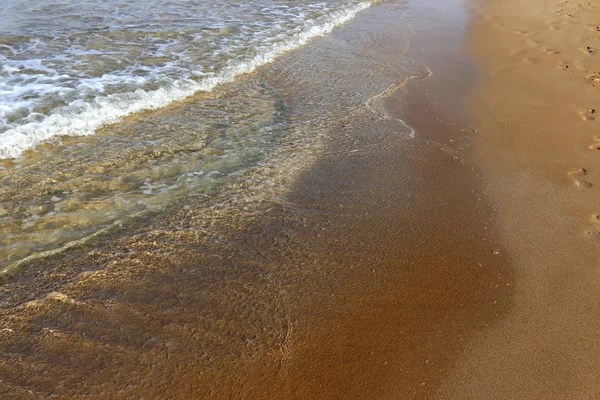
[0, 1, 519, 399]
[438, 0, 600, 398]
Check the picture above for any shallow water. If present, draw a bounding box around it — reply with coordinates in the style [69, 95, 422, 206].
[0, 0, 430, 273]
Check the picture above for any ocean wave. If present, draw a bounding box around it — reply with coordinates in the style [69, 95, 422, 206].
[0, 1, 373, 159]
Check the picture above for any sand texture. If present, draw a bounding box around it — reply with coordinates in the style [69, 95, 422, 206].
[438, 0, 600, 398]
[0, 1, 516, 398]
[0, 0, 597, 398]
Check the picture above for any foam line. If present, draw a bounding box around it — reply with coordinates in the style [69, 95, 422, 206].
[0, 2, 374, 159]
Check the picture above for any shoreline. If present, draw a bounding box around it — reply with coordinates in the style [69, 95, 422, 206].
[0, 0, 522, 398]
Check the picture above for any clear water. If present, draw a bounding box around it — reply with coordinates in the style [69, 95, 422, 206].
[0, 0, 374, 158]
[0, 0, 425, 273]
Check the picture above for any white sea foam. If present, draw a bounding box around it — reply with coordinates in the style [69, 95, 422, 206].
[0, 1, 374, 159]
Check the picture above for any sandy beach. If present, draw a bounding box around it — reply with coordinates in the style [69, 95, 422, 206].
[439, 0, 600, 397]
[0, 0, 598, 398]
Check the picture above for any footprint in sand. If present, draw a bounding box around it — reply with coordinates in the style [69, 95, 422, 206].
[579, 109, 597, 121]
[588, 137, 600, 151]
[544, 48, 560, 55]
[586, 25, 600, 32]
[585, 73, 600, 86]
[568, 168, 593, 188]
[584, 214, 600, 238]
[558, 61, 573, 71]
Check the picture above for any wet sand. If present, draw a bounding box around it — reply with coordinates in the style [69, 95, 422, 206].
[0, 0, 519, 399]
[438, 0, 600, 398]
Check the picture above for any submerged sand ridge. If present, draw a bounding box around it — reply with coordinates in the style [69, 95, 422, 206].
[0, 0, 518, 398]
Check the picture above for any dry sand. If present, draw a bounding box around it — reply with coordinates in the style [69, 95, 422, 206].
[438, 0, 600, 398]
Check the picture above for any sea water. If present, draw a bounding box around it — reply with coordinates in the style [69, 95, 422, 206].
[0, 0, 374, 158]
[0, 0, 423, 272]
